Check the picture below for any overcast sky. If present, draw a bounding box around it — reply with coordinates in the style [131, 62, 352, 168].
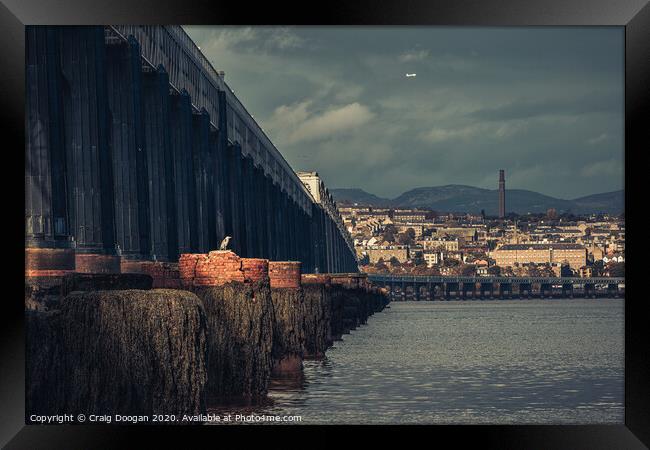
[184, 26, 624, 200]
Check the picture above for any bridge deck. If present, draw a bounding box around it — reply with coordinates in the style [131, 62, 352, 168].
[368, 275, 625, 284]
[109, 25, 313, 213]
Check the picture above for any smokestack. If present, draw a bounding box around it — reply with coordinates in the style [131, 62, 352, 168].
[498, 169, 506, 219]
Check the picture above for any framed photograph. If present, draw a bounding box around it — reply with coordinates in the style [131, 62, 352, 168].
[2, 0, 647, 447]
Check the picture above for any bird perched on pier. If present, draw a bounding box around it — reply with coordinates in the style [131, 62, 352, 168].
[219, 236, 232, 250]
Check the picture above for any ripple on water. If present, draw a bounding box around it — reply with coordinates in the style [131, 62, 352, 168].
[209, 299, 624, 424]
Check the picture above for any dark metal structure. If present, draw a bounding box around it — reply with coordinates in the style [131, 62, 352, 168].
[369, 274, 625, 301]
[25, 25, 358, 273]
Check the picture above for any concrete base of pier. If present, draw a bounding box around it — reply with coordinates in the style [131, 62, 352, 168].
[25, 265, 391, 414]
[25, 248, 75, 277]
[75, 253, 121, 274]
[26, 289, 209, 418]
[193, 281, 274, 406]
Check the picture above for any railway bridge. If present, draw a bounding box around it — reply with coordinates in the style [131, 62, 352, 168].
[25, 25, 357, 275]
[368, 275, 625, 301]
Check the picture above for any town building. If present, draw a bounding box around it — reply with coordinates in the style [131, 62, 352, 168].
[365, 245, 410, 264]
[392, 210, 428, 222]
[419, 237, 461, 251]
[579, 266, 593, 278]
[491, 243, 587, 269]
[297, 171, 356, 257]
[423, 251, 444, 267]
[435, 227, 478, 241]
[395, 224, 424, 237]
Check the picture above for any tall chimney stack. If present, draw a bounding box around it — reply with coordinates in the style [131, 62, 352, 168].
[498, 169, 506, 219]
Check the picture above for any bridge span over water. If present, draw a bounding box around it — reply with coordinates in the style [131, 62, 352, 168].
[25, 25, 357, 275]
[368, 275, 625, 300]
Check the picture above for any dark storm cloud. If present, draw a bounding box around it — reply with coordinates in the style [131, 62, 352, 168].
[467, 91, 620, 121]
[184, 26, 624, 199]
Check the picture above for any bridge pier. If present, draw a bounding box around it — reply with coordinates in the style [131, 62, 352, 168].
[226, 143, 245, 256]
[170, 90, 198, 255]
[607, 283, 619, 298]
[498, 282, 512, 299]
[443, 282, 454, 300]
[189, 109, 216, 253]
[367, 276, 624, 302]
[142, 65, 175, 261]
[25, 27, 76, 276]
[189, 108, 212, 254]
[479, 282, 493, 300]
[26, 26, 360, 283]
[62, 27, 119, 272]
[414, 283, 422, 301]
[241, 156, 256, 258]
[106, 36, 151, 263]
[459, 282, 473, 300]
[205, 128, 220, 252]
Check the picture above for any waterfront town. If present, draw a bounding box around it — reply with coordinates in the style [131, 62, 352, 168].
[20, 24, 628, 430]
[334, 176, 624, 280]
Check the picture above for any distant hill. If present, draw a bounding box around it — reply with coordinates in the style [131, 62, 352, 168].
[570, 190, 624, 215]
[331, 185, 624, 215]
[329, 188, 391, 206]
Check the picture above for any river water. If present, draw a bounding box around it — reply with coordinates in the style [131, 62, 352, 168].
[214, 299, 624, 425]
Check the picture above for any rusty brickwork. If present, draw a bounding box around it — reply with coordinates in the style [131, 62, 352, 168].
[268, 262, 302, 289]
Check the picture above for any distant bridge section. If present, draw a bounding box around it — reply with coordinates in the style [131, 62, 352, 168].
[25, 25, 357, 275]
[368, 274, 625, 300]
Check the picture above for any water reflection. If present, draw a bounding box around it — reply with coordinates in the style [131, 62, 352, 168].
[207, 299, 624, 425]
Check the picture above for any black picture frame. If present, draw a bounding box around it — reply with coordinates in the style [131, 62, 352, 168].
[2, 0, 647, 447]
